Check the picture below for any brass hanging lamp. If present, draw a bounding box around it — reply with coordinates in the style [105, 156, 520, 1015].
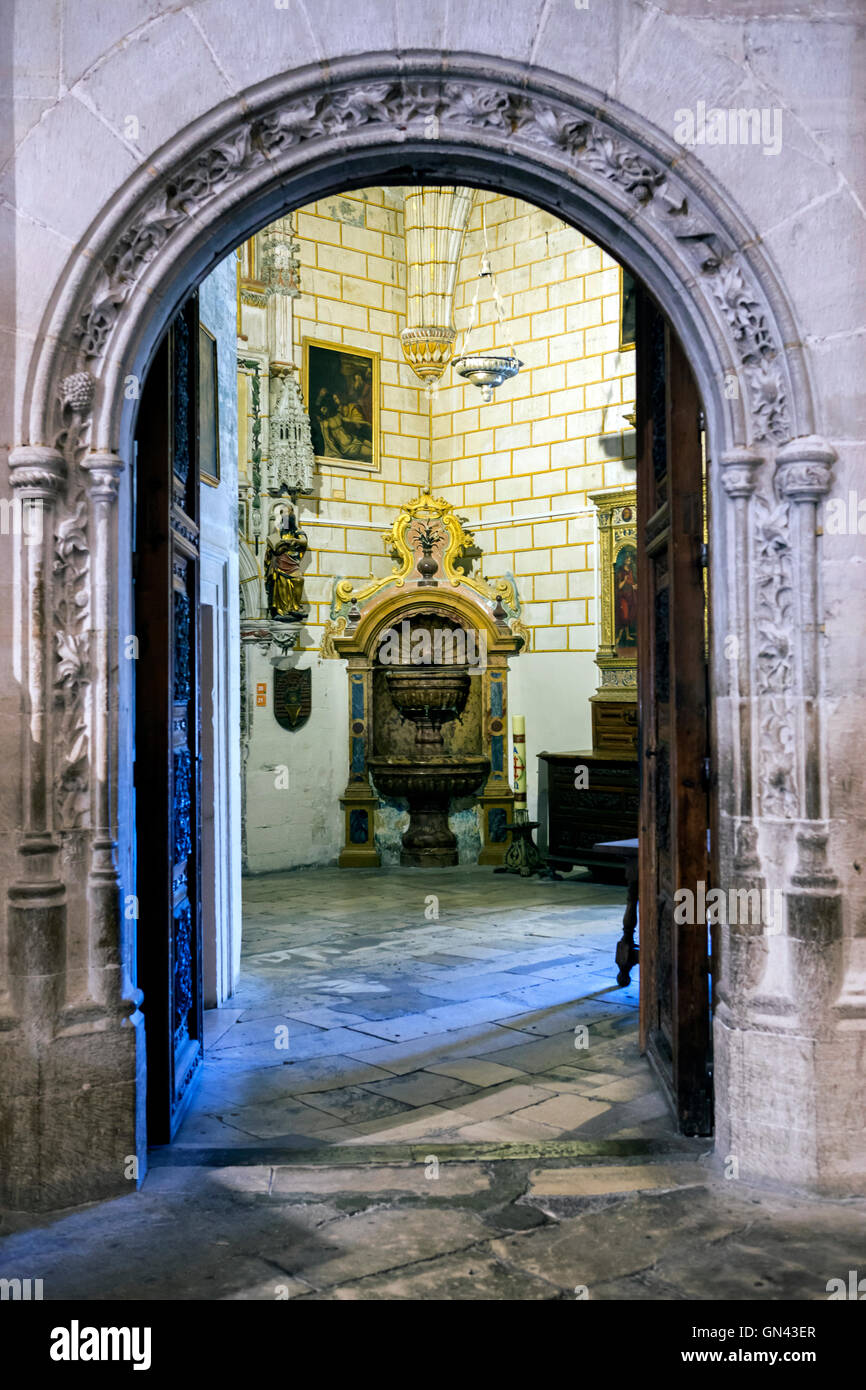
[400, 186, 476, 387]
[451, 203, 522, 403]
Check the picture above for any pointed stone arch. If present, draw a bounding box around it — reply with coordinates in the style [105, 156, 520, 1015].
[6, 55, 845, 1204]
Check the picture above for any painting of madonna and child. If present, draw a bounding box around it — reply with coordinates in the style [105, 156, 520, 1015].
[303, 338, 379, 471]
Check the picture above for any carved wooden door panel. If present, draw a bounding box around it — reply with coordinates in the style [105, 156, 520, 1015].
[636, 288, 712, 1135]
[134, 295, 204, 1142]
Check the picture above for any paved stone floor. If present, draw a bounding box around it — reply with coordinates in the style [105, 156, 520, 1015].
[179, 865, 665, 1151]
[3, 867, 865, 1300]
[4, 1156, 865, 1300]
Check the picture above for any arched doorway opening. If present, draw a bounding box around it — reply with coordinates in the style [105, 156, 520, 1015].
[130, 178, 713, 1149]
[9, 59, 837, 1204]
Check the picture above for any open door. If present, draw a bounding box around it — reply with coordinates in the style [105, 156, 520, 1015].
[636, 289, 712, 1136]
[134, 295, 204, 1142]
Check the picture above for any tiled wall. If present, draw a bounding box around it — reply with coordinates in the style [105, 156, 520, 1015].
[431, 192, 636, 654]
[247, 188, 635, 657]
[289, 187, 428, 647]
[239, 189, 636, 868]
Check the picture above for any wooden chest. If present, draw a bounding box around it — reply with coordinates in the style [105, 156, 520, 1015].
[538, 749, 639, 874]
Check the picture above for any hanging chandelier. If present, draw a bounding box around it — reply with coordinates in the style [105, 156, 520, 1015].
[451, 204, 522, 403]
[400, 187, 476, 386]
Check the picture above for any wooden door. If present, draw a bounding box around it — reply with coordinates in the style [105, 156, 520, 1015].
[636, 288, 712, 1135]
[134, 295, 204, 1142]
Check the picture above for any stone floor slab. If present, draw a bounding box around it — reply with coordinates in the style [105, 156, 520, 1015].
[258, 1207, 492, 1290]
[425, 1058, 530, 1087]
[358, 1070, 479, 1107]
[525, 1162, 711, 1197]
[302, 1249, 558, 1300]
[296, 1085, 414, 1125]
[269, 1163, 491, 1197]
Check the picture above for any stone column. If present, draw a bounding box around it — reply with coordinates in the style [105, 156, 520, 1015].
[79, 451, 130, 1017]
[1, 446, 68, 1206]
[5, 446, 67, 1035]
[773, 439, 842, 1036]
[775, 437, 836, 830]
[715, 436, 860, 1192]
[716, 449, 766, 1018]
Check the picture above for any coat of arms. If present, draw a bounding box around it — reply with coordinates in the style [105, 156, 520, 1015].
[274, 667, 312, 731]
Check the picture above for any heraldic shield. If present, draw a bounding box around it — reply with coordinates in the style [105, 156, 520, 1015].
[274, 667, 312, 731]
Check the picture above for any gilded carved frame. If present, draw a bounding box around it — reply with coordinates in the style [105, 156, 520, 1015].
[589, 486, 638, 697]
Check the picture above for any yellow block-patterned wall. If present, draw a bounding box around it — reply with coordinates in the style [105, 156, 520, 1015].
[291, 188, 425, 644]
[431, 191, 636, 653]
[244, 187, 635, 653]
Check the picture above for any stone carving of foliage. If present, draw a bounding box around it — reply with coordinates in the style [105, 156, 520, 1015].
[53, 490, 91, 826]
[523, 103, 590, 156]
[753, 494, 799, 818]
[51, 369, 96, 829]
[754, 495, 793, 694]
[441, 81, 513, 130]
[583, 130, 666, 203]
[711, 266, 787, 442]
[66, 74, 791, 446]
[76, 131, 258, 357]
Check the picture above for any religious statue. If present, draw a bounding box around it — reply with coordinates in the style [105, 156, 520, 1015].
[264, 503, 309, 621]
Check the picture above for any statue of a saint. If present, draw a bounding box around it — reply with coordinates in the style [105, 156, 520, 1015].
[264, 504, 309, 622]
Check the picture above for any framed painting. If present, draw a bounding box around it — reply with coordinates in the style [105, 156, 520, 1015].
[588, 487, 638, 672]
[303, 337, 380, 473]
[588, 487, 638, 753]
[198, 322, 220, 486]
[613, 541, 638, 655]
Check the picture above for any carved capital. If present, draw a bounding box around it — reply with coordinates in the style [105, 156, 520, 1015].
[59, 371, 96, 416]
[791, 823, 838, 890]
[81, 450, 124, 504]
[719, 447, 764, 498]
[775, 436, 835, 502]
[8, 444, 66, 496]
[733, 819, 763, 876]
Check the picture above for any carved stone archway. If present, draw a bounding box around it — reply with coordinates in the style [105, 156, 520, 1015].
[6, 55, 845, 1206]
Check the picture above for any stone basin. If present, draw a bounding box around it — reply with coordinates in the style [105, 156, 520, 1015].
[384, 666, 470, 747]
[368, 753, 490, 867]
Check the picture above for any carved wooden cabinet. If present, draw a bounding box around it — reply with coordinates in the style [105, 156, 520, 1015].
[538, 749, 639, 875]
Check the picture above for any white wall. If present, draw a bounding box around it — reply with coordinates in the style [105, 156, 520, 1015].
[244, 653, 348, 873]
[507, 651, 597, 823]
[199, 255, 242, 1000]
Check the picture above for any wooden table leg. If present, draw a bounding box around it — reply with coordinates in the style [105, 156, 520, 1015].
[615, 860, 639, 986]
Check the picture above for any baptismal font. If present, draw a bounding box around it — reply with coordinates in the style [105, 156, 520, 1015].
[368, 641, 491, 868]
[324, 494, 527, 869]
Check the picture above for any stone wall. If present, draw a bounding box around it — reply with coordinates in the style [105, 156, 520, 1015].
[2, 0, 863, 1205]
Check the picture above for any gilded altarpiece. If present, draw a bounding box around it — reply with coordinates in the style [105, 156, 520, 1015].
[323, 495, 525, 867]
[589, 488, 638, 754]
